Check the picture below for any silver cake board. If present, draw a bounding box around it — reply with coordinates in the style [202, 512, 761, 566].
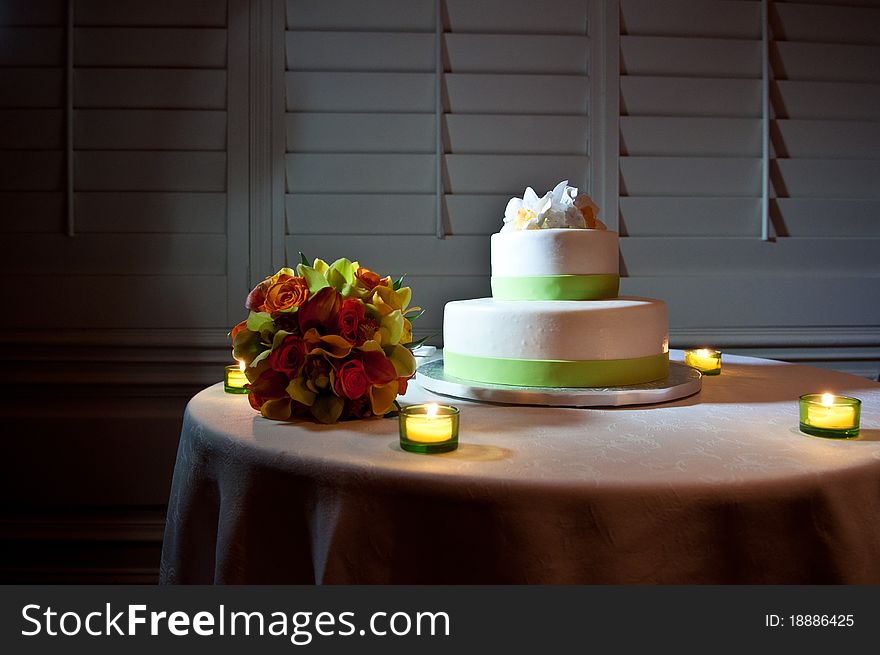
[415, 358, 702, 408]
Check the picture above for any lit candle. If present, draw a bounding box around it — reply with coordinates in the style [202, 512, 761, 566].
[684, 348, 722, 375]
[799, 393, 860, 438]
[224, 359, 249, 394]
[399, 402, 459, 453]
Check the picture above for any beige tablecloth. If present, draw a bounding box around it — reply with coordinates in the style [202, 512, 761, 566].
[160, 351, 880, 584]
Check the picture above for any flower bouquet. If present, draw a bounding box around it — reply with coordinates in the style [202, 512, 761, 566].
[230, 256, 424, 423]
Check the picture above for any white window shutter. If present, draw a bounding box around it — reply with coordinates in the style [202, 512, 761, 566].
[0, 0, 233, 329]
[618, 0, 880, 341]
[284, 0, 593, 340]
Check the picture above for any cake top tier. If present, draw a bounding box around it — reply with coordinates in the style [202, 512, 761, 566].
[502, 180, 607, 232]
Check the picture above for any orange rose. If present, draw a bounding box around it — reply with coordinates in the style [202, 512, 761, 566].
[264, 276, 309, 313]
[355, 267, 382, 292]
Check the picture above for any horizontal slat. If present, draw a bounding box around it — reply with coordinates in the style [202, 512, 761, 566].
[0, 27, 63, 66]
[444, 0, 588, 34]
[445, 115, 589, 154]
[773, 159, 880, 198]
[445, 194, 513, 234]
[0, 234, 226, 275]
[620, 237, 880, 275]
[773, 198, 880, 236]
[285, 193, 518, 236]
[75, 151, 226, 192]
[75, 69, 226, 109]
[76, 110, 226, 150]
[0, 109, 63, 149]
[285, 113, 434, 153]
[75, 0, 227, 27]
[0, 276, 228, 328]
[286, 194, 435, 234]
[0, 151, 63, 190]
[286, 153, 435, 193]
[774, 2, 880, 45]
[409, 275, 492, 333]
[0, 69, 63, 107]
[621, 76, 761, 117]
[285, 235, 488, 276]
[445, 74, 589, 114]
[621, 117, 761, 156]
[285, 31, 433, 71]
[775, 80, 880, 121]
[621, 0, 760, 39]
[75, 192, 227, 233]
[444, 34, 589, 74]
[0, 192, 63, 232]
[621, 36, 761, 78]
[292, 0, 587, 36]
[445, 154, 589, 194]
[286, 0, 434, 31]
[774, 42, 880, 83]
[619, 197, 761, 236]
[288, 153, 589, 195]
[774, 120, 880, 158]
[286, 72, 433, 112]
[0, 0, 64, 26]
[74, 28, 227, 68]
[621, 275, 880, 329]
[620, 157, 761, 196]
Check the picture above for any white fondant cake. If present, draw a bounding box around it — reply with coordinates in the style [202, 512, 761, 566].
[441, 180, 670, 388]
[491, 229, 618, 277]
[444, 297, 667, 362]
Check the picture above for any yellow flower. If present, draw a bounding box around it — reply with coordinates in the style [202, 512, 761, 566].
[371, 285, 411, 317]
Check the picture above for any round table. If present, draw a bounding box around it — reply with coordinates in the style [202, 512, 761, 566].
[160, 351, 880, 584]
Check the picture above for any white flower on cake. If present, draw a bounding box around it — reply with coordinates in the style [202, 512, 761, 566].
[501, 180, 606, 232]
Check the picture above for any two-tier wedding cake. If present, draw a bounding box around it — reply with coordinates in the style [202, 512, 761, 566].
[443, 181, 669, 388]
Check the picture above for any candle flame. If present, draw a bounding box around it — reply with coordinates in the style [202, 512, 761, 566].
[697, 348, 711, 357]
[821, 392, 835, 406]
[238, 359, 246, 372]
[426, 403, 439, 418]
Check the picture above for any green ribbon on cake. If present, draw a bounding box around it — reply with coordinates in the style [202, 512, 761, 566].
[444, 351, 669, 388]
[491, 274, 620, 301]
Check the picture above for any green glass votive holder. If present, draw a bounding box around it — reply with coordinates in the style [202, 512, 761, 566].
[399, 403, 460, 454]
[224, 363, 249, 394]
[799, 393, 860, 439]
[684, 348, 722, 375]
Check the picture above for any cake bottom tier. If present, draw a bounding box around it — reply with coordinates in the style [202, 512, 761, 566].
[443, 297, 669, 388]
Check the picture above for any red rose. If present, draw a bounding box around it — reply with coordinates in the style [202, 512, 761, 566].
[337, 298, 366, 344]
[268, 335, 306, 377]
[247, 369, 289, 411]
[334, 359, 369, 400]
